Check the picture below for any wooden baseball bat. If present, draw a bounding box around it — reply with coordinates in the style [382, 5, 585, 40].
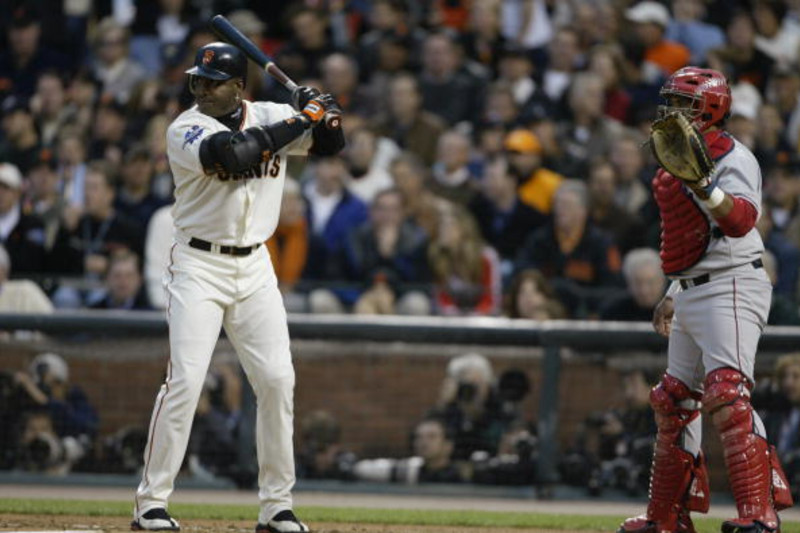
[209, 14, 341, 129]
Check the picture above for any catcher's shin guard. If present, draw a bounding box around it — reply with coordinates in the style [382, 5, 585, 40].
[619, 374, 709, 533]
[704, 368, 793, 533]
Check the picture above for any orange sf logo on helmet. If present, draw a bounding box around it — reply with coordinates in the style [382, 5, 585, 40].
[202, 50, 215, 65]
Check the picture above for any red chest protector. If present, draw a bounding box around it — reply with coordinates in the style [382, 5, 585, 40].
[655, 131, 734, 275]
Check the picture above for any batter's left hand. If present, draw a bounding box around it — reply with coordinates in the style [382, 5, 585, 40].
[652, 296, 674, 337]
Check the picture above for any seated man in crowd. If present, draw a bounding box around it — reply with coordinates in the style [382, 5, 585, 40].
[600, 248, 665, 321]
[89, 250, 152, 310]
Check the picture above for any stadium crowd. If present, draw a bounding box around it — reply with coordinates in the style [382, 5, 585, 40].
[2, 0, 800, 493]
[0, 0, 798, 320]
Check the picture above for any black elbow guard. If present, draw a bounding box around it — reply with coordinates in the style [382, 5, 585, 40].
[199, 128, 273, 175]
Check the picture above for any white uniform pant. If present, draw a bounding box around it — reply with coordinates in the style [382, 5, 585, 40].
[666, 265, 772, 456]
[135, 242, 296, 524]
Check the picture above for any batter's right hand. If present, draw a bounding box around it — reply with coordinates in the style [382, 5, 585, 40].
[652, 296, 675, 337]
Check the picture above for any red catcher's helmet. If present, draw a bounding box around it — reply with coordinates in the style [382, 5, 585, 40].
[659, 67, 731, 131]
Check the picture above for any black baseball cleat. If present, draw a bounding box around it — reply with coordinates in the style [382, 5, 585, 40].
[131, 508, 180, 531]
[256, 510, 309, 532]
[721, 519, 780, 533]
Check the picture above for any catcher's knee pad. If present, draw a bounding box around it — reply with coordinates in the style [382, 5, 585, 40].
[650, 373, 701, 432]
[702, 368, 791, 528]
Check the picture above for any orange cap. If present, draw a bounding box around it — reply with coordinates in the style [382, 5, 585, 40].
[504, 129, 541, 154]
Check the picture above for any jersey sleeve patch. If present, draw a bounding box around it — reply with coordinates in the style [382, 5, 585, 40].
[182, 125, 205, 149]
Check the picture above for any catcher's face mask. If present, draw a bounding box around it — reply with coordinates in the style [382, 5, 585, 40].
[658, 92, 702, 122]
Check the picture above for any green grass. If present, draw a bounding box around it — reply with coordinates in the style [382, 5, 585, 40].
[0, 498, 798, 532]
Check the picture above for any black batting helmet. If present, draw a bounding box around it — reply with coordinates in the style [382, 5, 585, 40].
[185, 42, 247, 86]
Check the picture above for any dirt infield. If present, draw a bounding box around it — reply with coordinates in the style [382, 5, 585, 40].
[0, 513, 589, 533]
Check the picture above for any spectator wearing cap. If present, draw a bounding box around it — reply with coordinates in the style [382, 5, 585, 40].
[114, 144, 168, 229]
[625, 1, 690, 80]
[707, 11, 775, 94]
[373, 73, 446, 167]
[665, 0, 726, 66]
[90, 18, 148, 105]
[503, 129, 563, 215]
[0, 94, 42, 174]
[468, 156, 547, 274]
[0, 4, 71, 98]
[89, 250, 152, 310]
[0, 162, 47, 274]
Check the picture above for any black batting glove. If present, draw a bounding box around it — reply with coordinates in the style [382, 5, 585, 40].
[292, 86, 321, 111]
[316, 93, 342, 114]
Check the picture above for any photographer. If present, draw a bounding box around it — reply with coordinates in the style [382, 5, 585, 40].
[13, 408, 87, 475]
[561, 368, 656, 496]
[353, 417, 462, 484]
[296, 410, 357, 481]
[429, 353, 528, 461]
[470, 421, 538, 486]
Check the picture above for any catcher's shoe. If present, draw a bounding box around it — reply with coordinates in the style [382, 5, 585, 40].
[721, 519, 780, 533]
[618, 510, 697, 533]
[256, 510, 309, 532]
[131, 508, 180, 531]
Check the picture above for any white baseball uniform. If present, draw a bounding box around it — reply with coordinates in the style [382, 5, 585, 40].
[135, 100, 312, 525]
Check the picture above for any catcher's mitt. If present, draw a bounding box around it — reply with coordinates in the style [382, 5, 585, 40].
[650, 112, 715, 186]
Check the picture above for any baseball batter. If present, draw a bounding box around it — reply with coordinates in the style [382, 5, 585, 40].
[132, 43, 344, 532]
[619, 67, 792, 533]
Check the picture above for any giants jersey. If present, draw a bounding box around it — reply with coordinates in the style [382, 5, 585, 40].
[166, 100, 313, 246]
[679, 138, 764, 278]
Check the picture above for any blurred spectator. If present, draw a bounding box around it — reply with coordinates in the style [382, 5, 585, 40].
[346, 189, 431, 315]
[297, 410, 356, 480]
[757, 201, 800, 299]
[114, 144, 168, 229]
[90, 18, 148, 105]
[373, 72, 446, 166]
[143, 114, 174, 201]
[665, 0, 726, 66]
[470, 420, 538, 486]
[558, 72, 627, 179]
[753, 0, 800, 68]
[770, 68, 800, 151]
[755, 353, 800, 500]
[266, 179, 308, 310]
[24, 149, 70, 256]
[515, 180, 623, 315]
[587, 45, 632, 124]
[429, 129, 478, 205]
[0, 4, 71, 98]
[600, 248, 665, 322]
[0, 243, 52, 326]
[88, 99, 129, 165]
[469, 156, 547, 275]
[482, 81, 519, 129]
[562, 367, 657, 496]
[762, 250, 800, 325]
[7, 353, 98, 474]
[143, 204, 172, 310]
[303, 156, 368, 285]
[53, 161, 144, 282]
[428, 204, 501, 316]
[357, 0, 425, 79]
[504, 268, 566, 320]
[321, 53, 376, 118]
[587, 159, 646, 255]
[419, 32, 485, 126]
[765, 156, 800, 235]
[707, 11, 775, 94]
[460, 0, 505, 75]
[503, 128, 563, 215]
[56, 126, 89, 211]
[540, 27, 582, 110]
[343, 128, 395, 204]
[277, 6, 343, 81]
[89, 250, 152, 310]
[0, 94, 42, 174]
[625, 2, 690, 80]
[429, 353, 519, 460]
[389, 152, 441, 238]
[495, 45, 538, 109]
[353, 417, 461, 484]
[30, 70, 74, 147]
[754, 104, 790, 169]
[609, 133, 650, 216]
[0, 162, 47, 274]
[223, 10, 268, 100]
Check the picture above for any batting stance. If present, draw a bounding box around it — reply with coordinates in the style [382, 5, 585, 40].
[132, 42, 343, 532]
[619, 67, 793, 533]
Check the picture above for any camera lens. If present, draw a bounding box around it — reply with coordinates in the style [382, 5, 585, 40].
[457, 382, 477, 402]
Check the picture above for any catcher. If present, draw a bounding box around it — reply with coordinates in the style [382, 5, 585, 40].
[619, 67, 793, 533]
